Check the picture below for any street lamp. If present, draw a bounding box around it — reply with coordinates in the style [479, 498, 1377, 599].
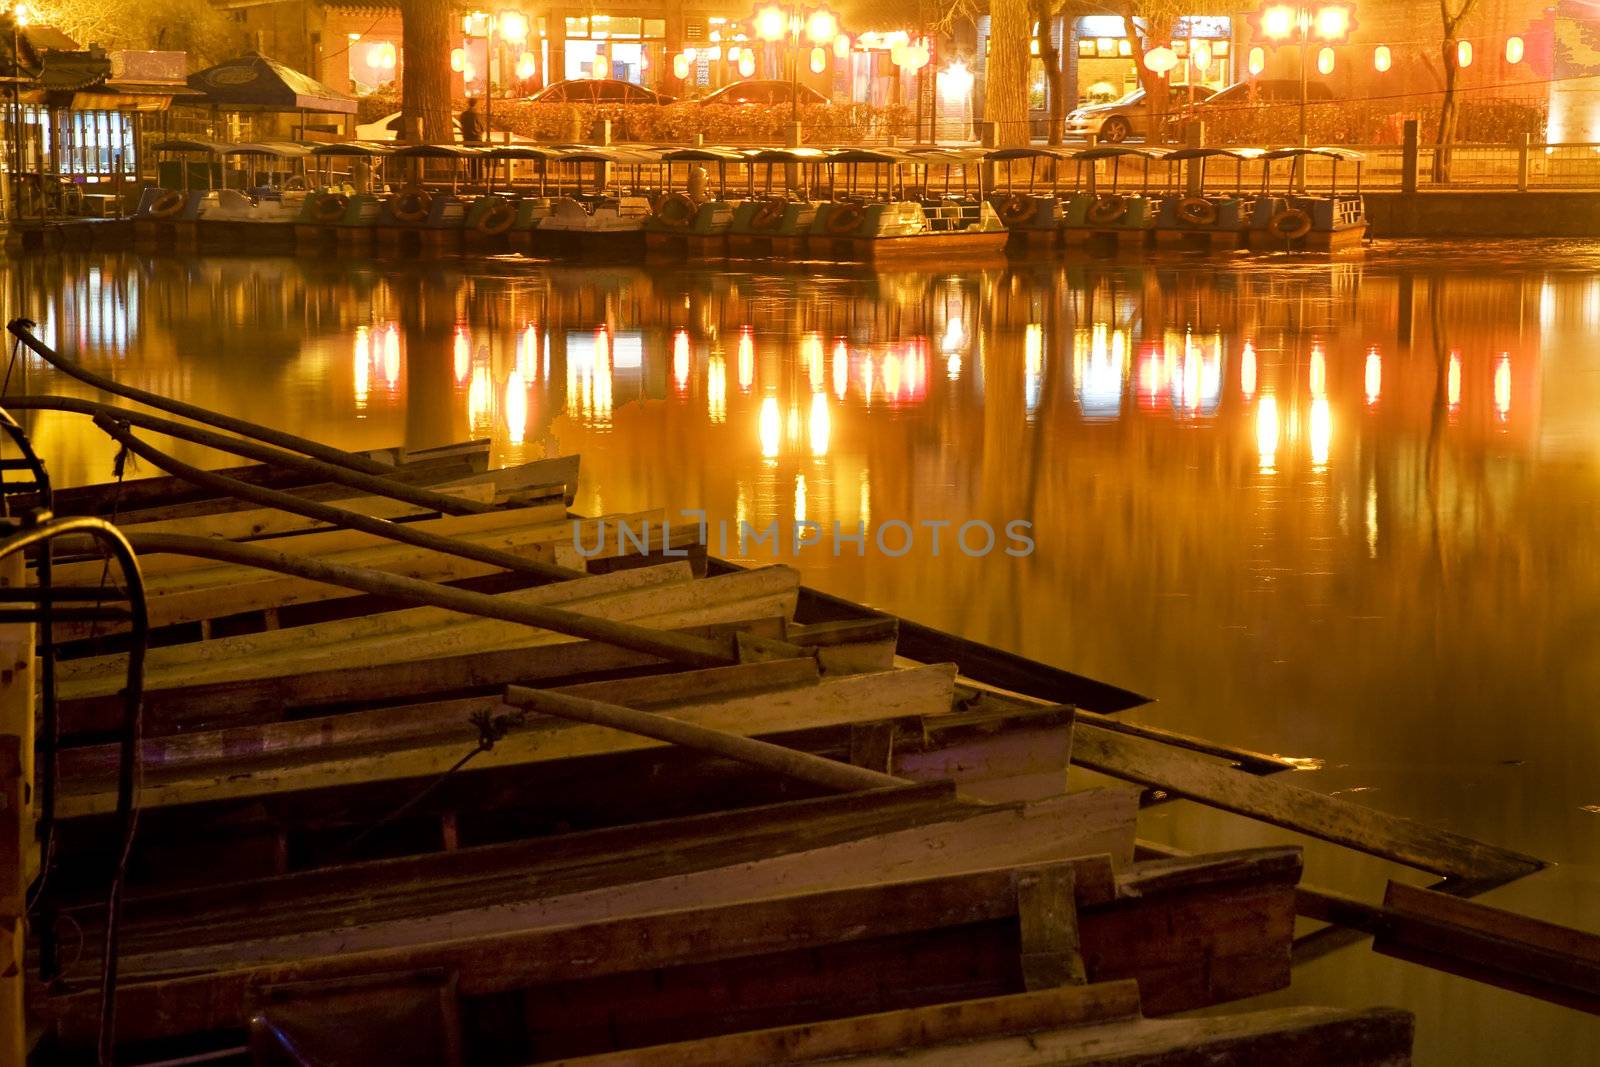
[461, 10, 530, 144]
[1250, 1, 1356, 146]
[753, 4, 839, 124]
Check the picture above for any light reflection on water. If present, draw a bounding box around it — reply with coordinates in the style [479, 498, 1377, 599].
[3, 247, 1599, 1062]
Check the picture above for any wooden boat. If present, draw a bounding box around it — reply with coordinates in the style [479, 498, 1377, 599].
[725, 148, 830, 260]
[1246, 147, 1369, 253]
[987, 145, 1078, 253]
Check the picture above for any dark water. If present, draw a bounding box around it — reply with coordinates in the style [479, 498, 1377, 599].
[3, 245, 1597, 1063]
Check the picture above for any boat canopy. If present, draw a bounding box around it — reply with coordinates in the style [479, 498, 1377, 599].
[218, 141, 312, 158]
[743, 147, 831, 163]
[1072, 145, 1172, 162]
[486, 144, 561, 161]
[310, 141, 394, 157]
[389, 143, 487, 159]
[150, 138, 222, 154]
[1260, 146, 1365, 162]
[659, 146, 746, 162]
[1161, 146, 1268, 162]
[985, 146, 1072, 162]
[825, 148, 918, 165]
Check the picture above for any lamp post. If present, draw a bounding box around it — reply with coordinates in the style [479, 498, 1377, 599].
[1251, 1, 1355, 147]
[753, 4, 838, 125]
[463, 11, 529, 145]
[9, 3, 25, 221]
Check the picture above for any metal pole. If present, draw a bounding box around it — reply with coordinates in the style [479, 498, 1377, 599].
[1298, 8, 1308, 149]
[790, 9, 799, 127]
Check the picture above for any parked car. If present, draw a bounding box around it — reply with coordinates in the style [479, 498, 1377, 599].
[1182, 78, 1335, 114]
[354, 111, 464, 142]
[525, 79, 675, 105]
[697, 80, 829, 107]
[1066, 84, 1215, 143]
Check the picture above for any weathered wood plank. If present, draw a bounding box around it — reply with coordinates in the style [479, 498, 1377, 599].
[57, 664, 956, 816]
[1071, 723, 1543, 882]
[543, 983, 1143, 1067]
[102, 797, 1130, 976]
[1374, 881, 1600, 1014]
[771, 1006, 1415, 1067]
[1018, 863, 1088, 990]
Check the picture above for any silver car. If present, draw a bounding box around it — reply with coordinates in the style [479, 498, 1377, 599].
[1067, 84, 1215, 143]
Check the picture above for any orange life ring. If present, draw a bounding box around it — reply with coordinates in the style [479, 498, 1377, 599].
[995, 192, 1037, 227]
[476, 200, 517, 236]
[1086, 194, 1128, 226]
[750, 197, 788, 230]
[392, 188, 433, 223]
[825, 202, 865, 235]
[147, 190, 185, 220]
[1177, 197, 1217, 226]
[314, 194, 349, 223]
[1268, 207, 1313, 240]
[655, 192, 697, 229]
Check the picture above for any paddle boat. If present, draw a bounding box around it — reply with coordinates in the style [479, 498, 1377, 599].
[463, 145, 561, 252]
[132, 139, 221, 250]
[1060, 145, 1170, 247]
[1247, 147, 1368, 252]
[641, 146, 744, 260]
[529, 146, 658, 258]
[296, 142, 392, 252]
[725, 147, 829, 260]
[1150, 147, 1267, 251]
[375, 144, 482, 253]
[986, 146, 1077, 252]
[806, 148, 1007, 265]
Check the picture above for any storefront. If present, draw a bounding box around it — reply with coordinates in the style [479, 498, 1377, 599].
[1072, 14, 1234, 105]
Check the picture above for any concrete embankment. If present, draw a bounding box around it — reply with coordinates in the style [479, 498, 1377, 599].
[1365, 191, 1600, 238]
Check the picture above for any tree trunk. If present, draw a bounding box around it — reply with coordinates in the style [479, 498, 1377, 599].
[1122, 14, 1169, 145]
[400, 0, 453, 145]
[1433, 44, 1459, 182]
[985, 0, 1032, 147]
[1035, 0, 1065, 146]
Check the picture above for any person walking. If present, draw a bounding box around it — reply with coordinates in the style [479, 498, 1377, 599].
[460, 97, 486, 183]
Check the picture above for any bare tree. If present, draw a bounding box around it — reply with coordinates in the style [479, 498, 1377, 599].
[399, 0, 453, 144]
[1432, 0, 1480, 181]
[26, 0, 235, 65]
[1118, 1, 1180, 144]
[984, 0, 1032, 146]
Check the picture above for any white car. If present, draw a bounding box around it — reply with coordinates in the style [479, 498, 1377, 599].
[1066, 84, 1215, 143]
[354, 111, 464, 142]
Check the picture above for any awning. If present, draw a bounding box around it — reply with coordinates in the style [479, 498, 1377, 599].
[187, 53, 357, 115]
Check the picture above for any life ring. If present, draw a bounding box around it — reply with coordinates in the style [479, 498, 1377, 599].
[1268, 207, 1313, 240]
[1177, 197, 1217, 226]
[392, 188, 433, 223]
[750, 197, 787, 231]
[147, 190, 185, 220]
[995, 192, 1037, 227]
[476, 200, 517, 236]
[654, 192, 697, 229]
[825, 202, 865, 235]
[314, 194, 348, 224]
[1086, 193, 1128, 226]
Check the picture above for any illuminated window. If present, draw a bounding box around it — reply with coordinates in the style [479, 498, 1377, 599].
[1077, 39, 1095, 57]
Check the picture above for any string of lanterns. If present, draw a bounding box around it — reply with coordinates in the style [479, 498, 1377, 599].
[667, 26, 929, 82]
[1236, 34, 1526, 78]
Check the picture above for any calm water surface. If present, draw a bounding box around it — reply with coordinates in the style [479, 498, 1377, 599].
[4, 244, 1597, 1063]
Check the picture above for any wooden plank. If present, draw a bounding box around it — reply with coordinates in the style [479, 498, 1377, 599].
[1374, 881, 1600, 1014]
[544, 983, 1143, 1067]
[56, 664, 956, 815]
[60, 565, 797, 697]
[1018, 863, 1087, 990]
[1071, 722, 1544, 882]
[781, 1006, 1415, 1067]
[102, 798, 1129, 977]
[56, 619, 790, 739]
[43, 848, 1300, 1047]
[59, 563, 698, 685]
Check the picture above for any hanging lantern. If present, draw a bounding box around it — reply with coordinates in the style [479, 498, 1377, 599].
[593, 56, 608, 79]
[366, 42, 385, 68]
[809, 46, 826, 73]
[1456, 39, 1473, 67]
[451, 47, 466, 73]
[1317, 46, 1334, 75]
[1143, 46, 1179, 75]
[515, 52, 535, 80]
[673, 52, 690, 79]
[738, 52, 756, 77]
[1191, 41, 1211, 70]
[833, 33, 850, 60]
[890, 39, 907, 65]
[1247, 46, 1265, 76]
[463, 62, 477, 83]
[382, 42, 397, 69]
[1505, 35, 1524, 64]
[1373, 44, 1391, 72]
[907, 43, 931, 72]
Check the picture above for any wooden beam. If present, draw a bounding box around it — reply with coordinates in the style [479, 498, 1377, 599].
[1072, 722, 1543, 882]
[544, 982, 1144, 1067]
[1017, 863, 1087, 990]
[1374, 881, 1600, 1014]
